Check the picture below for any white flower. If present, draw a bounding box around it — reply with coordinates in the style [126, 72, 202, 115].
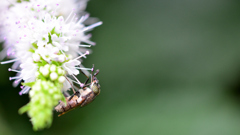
[0, 0, 102, 130]
[58, 76, 65, 83]
[0, 0, 88, 58]
[50, 72, 58, 80]
[0, 0, 101, 93]
[20, 58, 38, 83]
[51, 34, 69, 51]
[63, 59, 81, 75]
[35, 44, 59, 62]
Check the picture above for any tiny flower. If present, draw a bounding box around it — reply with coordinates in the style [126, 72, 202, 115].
[35, 45, 59, 63]
[57, 67, 65, 75]
[32, 53, 40, 62]
[50, 72, 58, 81]
[58, 76, 65, 83]
[63, 59, 81, 75]
[52, 47, 59, 54]
[51, 34, 69, 51]
[40, 67, 49, 77]
[20, 58, 37, 82]
[58, 55, 65, 62]
[50, 65, 56, 72]
[44, 64, 50, 70]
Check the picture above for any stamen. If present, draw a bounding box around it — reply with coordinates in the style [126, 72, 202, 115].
[80, 83, 84, 88]
[8, 68, 20, 73]
[63, 43, 91, 48]
[9, 76, 21, 81]
[51, 3, 59, 16]
[65, 9, 74, 23]
[74, 51, 89, 60]
[77, 14, 89, 24]
[79, 65, 91, 77]
[70, 13, 76, 23]
[75, 67, 92, 70]
[70, 79, 79, 84]
[82, 21, 102, 32]
[83, 39, 96, 46]
[13, 78, 22, 87]
[19, 86, 31, 95]
[78, 44, 91, 47]
[1, 58, 19, 64]
[77, 51, 87, 58]
[60, 49, 66, 57]
[71, 75, 83, 87]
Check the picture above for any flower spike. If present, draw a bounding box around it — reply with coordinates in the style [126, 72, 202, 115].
[0, 0, 101, 131]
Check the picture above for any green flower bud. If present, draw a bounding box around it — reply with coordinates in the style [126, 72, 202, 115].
[19, 80, 65, 131]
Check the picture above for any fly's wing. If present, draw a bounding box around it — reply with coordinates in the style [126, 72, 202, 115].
[57, 88, 93, 116]
[55, 100, 66, 113]
[55, 96, 72, 112]
[76, 95, 87, 106]
[57, 95, 87, 117]
[80, 91, 95, 107]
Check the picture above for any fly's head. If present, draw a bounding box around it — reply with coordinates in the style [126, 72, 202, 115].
[91, 75, 100, 95]
[81, 65, 100, 96]
[91, 69, 100, 95]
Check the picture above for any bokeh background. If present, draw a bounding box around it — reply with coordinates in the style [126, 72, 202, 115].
[1, 0, 240, 134]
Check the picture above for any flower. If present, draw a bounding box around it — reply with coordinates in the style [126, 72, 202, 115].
[0, 0, 101, 130]
[20, 58, 38, 83]
[63, 59, 81, 75]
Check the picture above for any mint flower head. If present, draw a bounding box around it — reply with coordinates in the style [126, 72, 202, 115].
[0, 0, 102, 130]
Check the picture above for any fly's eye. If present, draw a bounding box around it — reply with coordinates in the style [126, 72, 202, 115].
[92, 84, 99, 94]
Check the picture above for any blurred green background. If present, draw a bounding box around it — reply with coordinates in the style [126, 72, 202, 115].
[1, 0, 240, 134]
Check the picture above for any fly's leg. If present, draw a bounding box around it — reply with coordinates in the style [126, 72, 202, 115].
[65, 76, 76, 93]
[80, 68, 89, 86]
[80, 64, 99, 87]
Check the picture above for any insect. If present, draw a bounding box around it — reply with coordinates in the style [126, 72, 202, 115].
[55, 65, 100, 117]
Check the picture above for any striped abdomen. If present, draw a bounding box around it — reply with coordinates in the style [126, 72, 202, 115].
[55, 88, 95, 116]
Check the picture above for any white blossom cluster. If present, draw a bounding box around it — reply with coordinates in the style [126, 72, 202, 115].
[0, 0, 102, 130]
[0, 0, 102, 94]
